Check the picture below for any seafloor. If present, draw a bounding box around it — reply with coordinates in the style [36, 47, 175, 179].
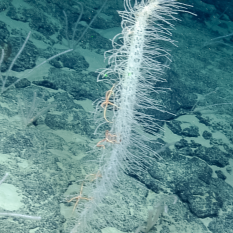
[0, 0, 233, 233]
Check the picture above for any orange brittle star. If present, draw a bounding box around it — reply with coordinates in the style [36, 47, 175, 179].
[101, 85, 119, 123]
[67, 183, 92, 213]
[85, 170, 102, 182]
[96, 130, 119, 149]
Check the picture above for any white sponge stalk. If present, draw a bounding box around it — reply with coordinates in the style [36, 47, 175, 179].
[71, 1, 190, 232]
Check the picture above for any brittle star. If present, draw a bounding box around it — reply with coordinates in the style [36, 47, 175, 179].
[85, 170, 102, 182]
[101, 85, 119, 123]
[96, 130, 119, 149]
[67, 183, 92, 213]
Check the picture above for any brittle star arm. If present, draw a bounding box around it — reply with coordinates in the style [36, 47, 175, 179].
[101, 85, 119, 123]
[96, 138, 106, 149]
